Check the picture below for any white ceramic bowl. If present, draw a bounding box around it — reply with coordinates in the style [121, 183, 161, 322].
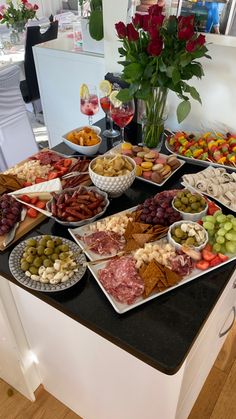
[172, 192, 208, 222]
[62, 126, 102, 156]
[167, 220, 208, 252]
[46, 185, 109, 227]
[89, 154, 136, 198]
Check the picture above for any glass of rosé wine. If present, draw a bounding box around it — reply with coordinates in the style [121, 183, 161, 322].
[80, 83, 99, 125]
[99, 80, 119, 138]
[110, 94, 135, 144]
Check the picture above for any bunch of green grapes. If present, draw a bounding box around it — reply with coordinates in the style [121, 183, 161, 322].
[20, 235, 70, 275]
[202, 211, 236, 254]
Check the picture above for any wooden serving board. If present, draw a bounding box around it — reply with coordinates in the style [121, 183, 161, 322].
[0, 212, 46, 251]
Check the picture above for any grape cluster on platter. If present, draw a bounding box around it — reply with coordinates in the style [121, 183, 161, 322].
[137, 190, 182, 226]
[0, 195, 22, 236]
[202, 211, 236, 254]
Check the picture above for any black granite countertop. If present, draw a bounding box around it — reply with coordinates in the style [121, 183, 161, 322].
[1, 120, 235, 375]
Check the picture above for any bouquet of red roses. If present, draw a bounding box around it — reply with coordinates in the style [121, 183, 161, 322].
[115, 5, 210, 124]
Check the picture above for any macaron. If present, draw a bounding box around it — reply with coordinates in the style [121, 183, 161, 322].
[135, 165, 143, 177]
[121, 142, 132, 151]
[133, 156, 143, 165]
[151, 171, 163, 184]
[167, 156, 179, 167]
[155, 156, 167, 164]
[132, 146, 143, 154]
[137, 151, 146, 158]
[142, 170, 152, 180]
[160, 164, 171, 177]
[141, 161, 153, 171]
[144, 151, 157, 162]
[170, 161, 181, 171]
[152, 163, 164, 172]
[121, 149, 133, 156]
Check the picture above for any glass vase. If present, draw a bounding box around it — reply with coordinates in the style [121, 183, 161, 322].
[10, 21, 27, 45]
[142, 87, 168, 150]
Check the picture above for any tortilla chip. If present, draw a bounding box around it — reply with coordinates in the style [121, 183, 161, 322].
[141, 260, 165, 297]
[163, 265, 181, 286]
[124, 220, 134, 240]
[124, 238, 140, 252]
[132, 233, 155, 247]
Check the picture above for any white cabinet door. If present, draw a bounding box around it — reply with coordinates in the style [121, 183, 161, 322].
[0, 277, 41, 400]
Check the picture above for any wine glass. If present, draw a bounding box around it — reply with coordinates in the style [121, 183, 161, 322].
[80, 83, 99, 125]
[99, 81, 119, 138]
[110, 97, 135, 144]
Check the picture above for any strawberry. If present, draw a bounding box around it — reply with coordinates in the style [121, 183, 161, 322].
[218, 253, 229, 262]
[27, 208, 38, 218]
[22, 181, 32, 187]
[35, 201, 46, 209]
[209, 256, 222, 267]
[196, 260, 209, 270]
[202, 249, 216, 262]
[47, 172, 58, 180]
[19, 194, 31, 203]
[204, 243, 213, 252]
[30, 196, 39, 205]
[35, 177, 46, 184]
[63, 158, 72, 167]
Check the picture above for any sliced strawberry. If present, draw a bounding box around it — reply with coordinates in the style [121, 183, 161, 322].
[19, 194, 31, 203]
[204, 243, 213, 252]
[63, 158, 72, 167]
[30, 196, 39, 205]
[35, 201, 46, 209]
[35, 177, 46, 184]
[196, 260, 209, 270]
[27, 208, 38, 218]
[209, 256, 222, 267]
[218, 253, 229, 262]
[202, 249, 216, 262]
[22, 181, 32, 187]
[47, 172, 58, 180]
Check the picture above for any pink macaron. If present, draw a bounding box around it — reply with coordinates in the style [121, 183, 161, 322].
[155, 156, 167, 164]
[121, 149, 133, 156]
[133, 156, 143, 165]
[142, 170, 152, 180]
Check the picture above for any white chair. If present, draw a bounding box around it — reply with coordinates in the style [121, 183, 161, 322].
[0, 65, 38, 172]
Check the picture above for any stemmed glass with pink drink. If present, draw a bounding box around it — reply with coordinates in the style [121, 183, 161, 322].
[110, 92, 135, 144]
[99, 80, 119, 138]
[80, 84, 99, 125]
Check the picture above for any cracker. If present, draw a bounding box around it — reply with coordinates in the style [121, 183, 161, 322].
[163, 265, 181, 286]
[141, 260, 165, 297]
[132, 233, 155, 247]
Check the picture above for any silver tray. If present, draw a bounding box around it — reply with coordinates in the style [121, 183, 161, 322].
[9, 235, 86, 292]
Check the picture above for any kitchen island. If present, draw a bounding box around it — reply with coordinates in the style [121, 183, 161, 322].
[0, 136, 236, 419]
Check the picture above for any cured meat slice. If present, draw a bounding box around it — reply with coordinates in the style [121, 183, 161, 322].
[83, 231, 125, 255]
[98, 256, 144, 304]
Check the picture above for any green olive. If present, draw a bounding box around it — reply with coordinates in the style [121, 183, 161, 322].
[33, 257, 43, 268]
[26, 238, 37, 247]
[44, 247, 53, 256]
[27, 247, 37, 256]
[59, 244, 69, 252]
[43, 259, 53, 268]
[37, 245, 45, 256]
[26, 255, 34, 263]
[21, 261, 30, 271]
[54, 237, 63, 246]
[29, 265, 38, 275]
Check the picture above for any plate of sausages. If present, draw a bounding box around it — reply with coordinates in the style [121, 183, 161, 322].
[46, 185, 109, 227]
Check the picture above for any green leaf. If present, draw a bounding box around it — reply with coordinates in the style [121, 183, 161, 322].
[180, 54, 192, 67]
[129, 83, 139, 95]
[118, 47, 127, 56]
[189, 86, 202, 104]
[177, 100, 191, 123]
[190, 63, 203, 78]
[159, 58, 166, 72]
[144, 64, 154, 79]
[116, 89, 132, 102]
[123, 63, 143, 82]
[172, 68, 181, 85]
[166, 66, 174, 78]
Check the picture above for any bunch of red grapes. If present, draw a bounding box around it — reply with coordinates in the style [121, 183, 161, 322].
[138, 190, 182, 226]
[0, 195, 22, 236]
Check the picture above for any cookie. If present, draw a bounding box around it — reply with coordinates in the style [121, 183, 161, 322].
[151, 171, 163, 184]
[152, 163, 164, 172]
[141, 161, 153, 171]
[143, 170, 152, 180]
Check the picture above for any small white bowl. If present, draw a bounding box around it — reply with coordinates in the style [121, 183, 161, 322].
[172, 193, 208, 222]
[167, 220, 208, 252]
[89, 154, 136, 198]
[62, 126, 102, 156]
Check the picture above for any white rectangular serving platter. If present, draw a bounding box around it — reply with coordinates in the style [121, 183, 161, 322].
[69, 207, 236, 314]
[106, 146, 185, 187]
[165, 140, 236, 172]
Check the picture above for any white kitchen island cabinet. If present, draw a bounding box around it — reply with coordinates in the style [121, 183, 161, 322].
[33, 36, 105, 148]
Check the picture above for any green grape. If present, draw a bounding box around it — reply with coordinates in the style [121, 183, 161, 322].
[205, 215, 215, 223]
[213, 243, 222, 253]
[203, 221, 215, 231]
[216, 236, 225, 244]
[224, 222, 233, 231]
[225, 241, 236, 254]
[220, 244, 226, 254]
[217, 228, 226, 236]
[214, 210, 222, 217]
[227, 214, 234, 220]
[216, 214, 227, 223]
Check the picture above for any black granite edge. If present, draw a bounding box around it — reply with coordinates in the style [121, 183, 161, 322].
[1, 120, 236, 375]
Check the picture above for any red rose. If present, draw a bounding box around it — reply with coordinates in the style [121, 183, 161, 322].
[142, 14, 150, 31]
[21, 0, 28, 4]
[127, 23, 139, 42]
[33, 4, 39, 10]
[178, 26, 194, 41]
[148, 5, 163, 16]
[196, 34, 205, 46]
[150, 14, 165, 28]
[178, 15, 194, 28]
[147, 37, 163, 56]
[0, 14, 3, 20]
[115, 22, 127, 39]
[132, 13, 143, 28]
[186, 40, 196, 53]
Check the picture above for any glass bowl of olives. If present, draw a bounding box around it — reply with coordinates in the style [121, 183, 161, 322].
[167, 220, 208, 251]
[172, 189, 208, 222]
